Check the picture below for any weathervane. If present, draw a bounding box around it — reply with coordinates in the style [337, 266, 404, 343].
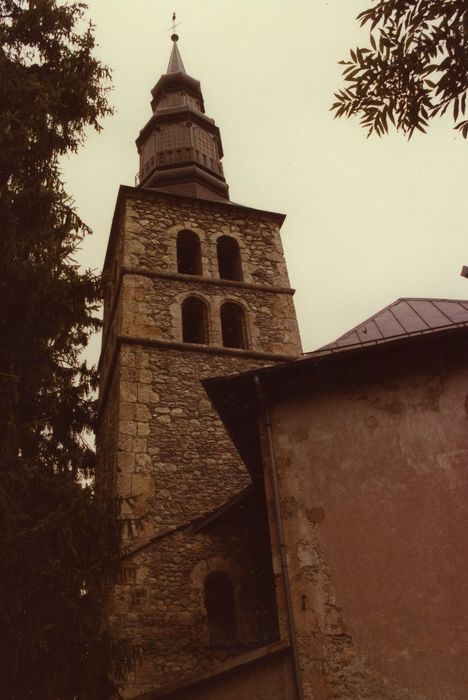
[169, 12, 181, 41]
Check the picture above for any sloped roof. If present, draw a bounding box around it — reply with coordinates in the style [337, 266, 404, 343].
[204, 297, 468, 477]
[311, 298, 468, 357]
[167, 38, 186, 74]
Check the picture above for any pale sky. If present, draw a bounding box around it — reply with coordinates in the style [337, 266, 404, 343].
[63, 0, 468, 359]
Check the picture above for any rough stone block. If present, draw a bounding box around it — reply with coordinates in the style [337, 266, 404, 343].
[120, 402, 135, 421]
[137, 422, 150, 436]
[117, 451, 135, 470]
[139, 369, 153, 384]
[120, 420, 137, 436]
[121, 381, 137, 403]
[135, 403, 151, 421]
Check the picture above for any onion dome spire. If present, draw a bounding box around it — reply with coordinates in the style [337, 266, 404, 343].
[135, 22, 229, 201]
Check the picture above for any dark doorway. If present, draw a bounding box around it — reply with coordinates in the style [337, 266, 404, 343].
[204, 572, 236, 646]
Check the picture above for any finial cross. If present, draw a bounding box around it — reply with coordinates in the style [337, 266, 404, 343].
[169, 12, 181, 34]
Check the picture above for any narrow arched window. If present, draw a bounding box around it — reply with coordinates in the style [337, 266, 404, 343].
[177, 230, 202, 275]
[217, 236, 243, 281]
[182, 297, 208, 344]
[221, 302, 247, 349]
[204, 572, 236, 646]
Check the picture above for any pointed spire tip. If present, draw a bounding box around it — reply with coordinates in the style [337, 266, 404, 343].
[166, 20, 185, 74]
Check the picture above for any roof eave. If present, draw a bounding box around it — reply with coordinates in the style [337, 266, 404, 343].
[203, 324, 468, 476]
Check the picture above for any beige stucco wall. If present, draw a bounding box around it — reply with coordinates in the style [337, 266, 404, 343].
[268, 345, 468, 699]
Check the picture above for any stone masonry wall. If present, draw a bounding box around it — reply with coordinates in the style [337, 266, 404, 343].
[98, 187, 302, 697]
[121, 274, 299, 356]
[153, 648, 297, 700]
[116, 342, 267, 537]
[97, 363, 120, 495]
[121, 190, 294, 290]
[103, 213, 125, 339]
[113, 492, 279, 699]
[113, 190, 302, 358]
[100, 188, 303, 541]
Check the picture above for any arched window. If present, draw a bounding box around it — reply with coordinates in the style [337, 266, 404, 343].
[204, 572, 236, 646]
[221, 302, 247, 349]
[182, 297, 209, 344]
[177, 230, 202, 275]
[217, 236, 243, 281]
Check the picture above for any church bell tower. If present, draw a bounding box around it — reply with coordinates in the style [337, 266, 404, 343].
[98, 31, 302, 699]
[136, 32, 229, 201]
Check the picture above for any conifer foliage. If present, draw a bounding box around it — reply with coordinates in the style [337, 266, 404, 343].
[0, 1, 121, 697]
[332, 0, 468, 137]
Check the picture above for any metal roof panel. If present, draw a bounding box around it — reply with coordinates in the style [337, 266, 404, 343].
[408, 299, 452, 327]
[313, 298, 468, 356]
[433, 300, 468, 324]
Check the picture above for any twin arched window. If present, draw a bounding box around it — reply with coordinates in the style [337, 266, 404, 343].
[204, 572, 236, 646]
[177, 231, 247, 348]
[181, 297, 247, 349]
[176, 230, 243, 282]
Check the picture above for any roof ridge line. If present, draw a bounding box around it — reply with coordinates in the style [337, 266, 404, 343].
[398, 297, 468, 303]
[318, 297, 468, 353]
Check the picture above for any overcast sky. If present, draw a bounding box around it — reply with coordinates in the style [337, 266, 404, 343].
[63, 0, 468, 357]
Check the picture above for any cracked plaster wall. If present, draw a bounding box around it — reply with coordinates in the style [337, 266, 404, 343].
[267, 348, 468, 699]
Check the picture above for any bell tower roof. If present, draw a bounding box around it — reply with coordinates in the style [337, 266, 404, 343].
[167, 33, 186, 74]
[135, 28, 229, 201]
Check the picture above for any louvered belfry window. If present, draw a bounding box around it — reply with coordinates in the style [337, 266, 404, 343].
[158, 124, 190, 151]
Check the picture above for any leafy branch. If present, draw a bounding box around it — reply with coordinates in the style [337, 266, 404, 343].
[332, 0, 468, 138]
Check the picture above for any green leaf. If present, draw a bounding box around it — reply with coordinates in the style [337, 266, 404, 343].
[333, 0, 467, 138]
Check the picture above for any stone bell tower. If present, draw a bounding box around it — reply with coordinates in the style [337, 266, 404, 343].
[97, 31, 302, 699]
